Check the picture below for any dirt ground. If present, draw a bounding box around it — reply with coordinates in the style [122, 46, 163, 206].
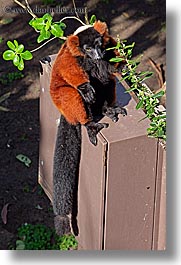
[0, 0, 166, 250]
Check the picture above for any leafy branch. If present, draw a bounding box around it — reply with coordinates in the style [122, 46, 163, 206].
[29, 13, 66, 43]
[2, 0, 88, 70]
[109, 38, 166, 141]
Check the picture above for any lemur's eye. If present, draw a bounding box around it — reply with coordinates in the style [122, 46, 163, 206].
[85, 47, 91, 52]
[83, 45, 91, 52]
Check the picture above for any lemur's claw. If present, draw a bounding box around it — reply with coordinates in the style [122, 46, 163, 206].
[120, 107, 127, 116]
[85, 121, 109, 146]
[102, 101, 127, 122]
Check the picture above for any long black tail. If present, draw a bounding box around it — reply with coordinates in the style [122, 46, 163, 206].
[53, 115, 81, 236]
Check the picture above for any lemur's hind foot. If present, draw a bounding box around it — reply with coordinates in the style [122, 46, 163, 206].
[102, 101, 127, 122]
[54, 215, 71, 236]
[85, 121, 109, 146]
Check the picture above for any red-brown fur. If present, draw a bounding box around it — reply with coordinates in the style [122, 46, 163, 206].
[94, 21, 117, 47]
[50, 21, 117, 125]
[50, 35, 89, 125]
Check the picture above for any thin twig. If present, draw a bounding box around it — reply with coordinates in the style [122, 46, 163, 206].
[24, 0, 33, 12]
[14, 0, 37, 18]
[72, 0, 80, 19]
[84, 7, 89, 25]
[30, 36, 67, 53]
[59, 16, 86, 26]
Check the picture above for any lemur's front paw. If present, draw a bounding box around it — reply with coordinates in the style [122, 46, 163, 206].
[102, 102, 127, 122]
[85, 121, 109, 146]
[78, 82, 95, 104]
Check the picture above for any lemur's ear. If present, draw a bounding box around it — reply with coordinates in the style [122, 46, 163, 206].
[93, 20, 111, 47]
[94, 20, 108, 35]
[67, 35, 83, 57]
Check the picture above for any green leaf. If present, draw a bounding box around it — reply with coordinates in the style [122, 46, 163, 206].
[17, 57, 24, 71]
[136, 99, 144, 110]
[152, 90, 165, 98]
[147, 107, 154, 115]
[14, 40, 19, 48]
[120, 75, 131, 82]
[37, 29, 51, 43]
[50, 24, 63, 37]
[16, 240, 25, 250]
[43, 13, 53, 22]
[7, 41, 16, 51]
[109, 57, 125, 62]
[157, 128, 164, 137]
[3, 50, 15, 60]
[21, 51, 33, 60]
[150, 121, 157, 126]
[159, 114, 166, 119]
[90, 15, 97, 25]
[45, 20, 51, 31]
[127, 49, 132, 56]
[124, 42, 135, 49]
[16, 44, 24, 53]
[125, 85, 138, 93]
[37, 34, 45, 43]
[30, 18, 45, 30]
[13, 54, 20, 66]
[138, 71, 153, 77]
[16, 154, 31, 167]
[141, 72, 153, 81]
[59, 22, 66, 30]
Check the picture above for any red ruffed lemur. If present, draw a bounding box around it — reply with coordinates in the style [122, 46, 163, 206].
[50, 20, 127, 236]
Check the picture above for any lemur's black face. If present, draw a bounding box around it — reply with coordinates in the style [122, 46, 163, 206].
[82, 36, 103, 60]
[77, 28, 104, 60]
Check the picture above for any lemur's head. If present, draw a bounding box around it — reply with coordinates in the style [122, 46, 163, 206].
[74, 26, 103, 60]
[67, 21, 109, 59]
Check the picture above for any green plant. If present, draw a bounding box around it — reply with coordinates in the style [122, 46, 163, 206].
[55, 234, 78, 250]
[17, 223, 54, 250]
[0, 71, 24, 85]
[15, 223, 78, 250]
[89, 14, 97, 25]
[2, 0, 87, 70]
[3, 40, 33, 70]
[108, 38, 166, 141]
[29, 13, 66, 43]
